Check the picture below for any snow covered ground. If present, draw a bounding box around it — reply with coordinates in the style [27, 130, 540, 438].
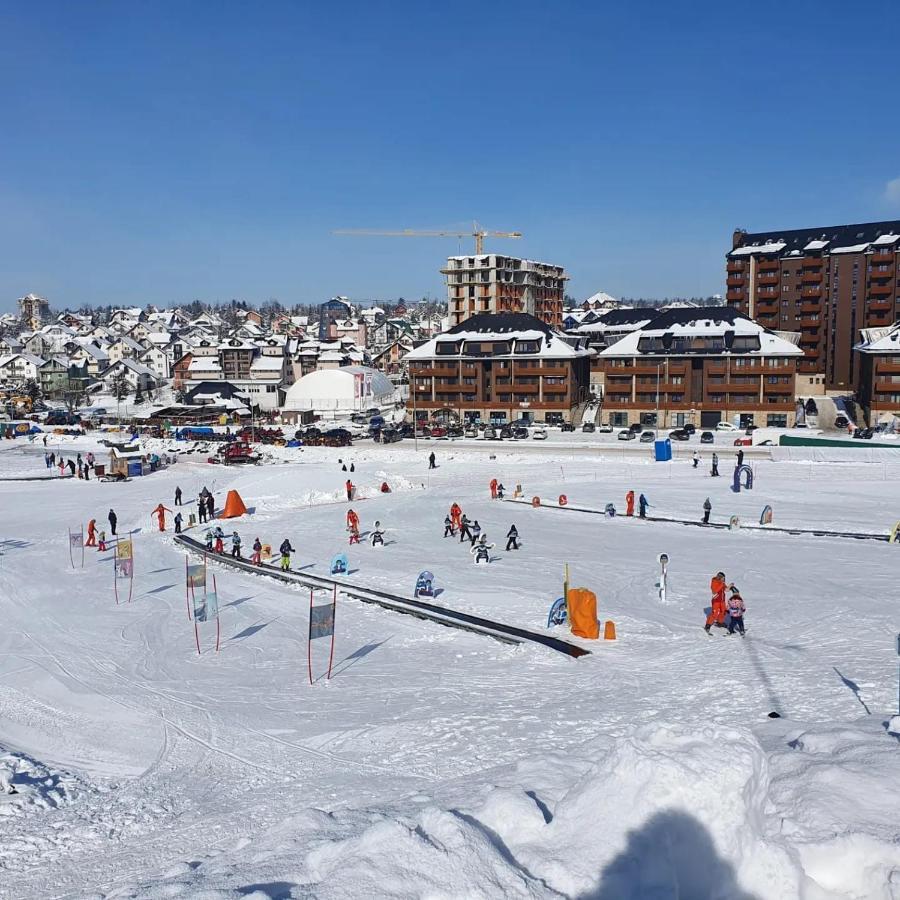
[1, 434, 899, 898]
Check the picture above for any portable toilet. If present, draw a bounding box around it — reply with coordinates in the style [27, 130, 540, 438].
[127, 460, 143, 477]
[654, 438, 672, 462]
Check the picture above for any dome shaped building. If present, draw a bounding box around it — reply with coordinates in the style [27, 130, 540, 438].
[281, 365, 396, 420]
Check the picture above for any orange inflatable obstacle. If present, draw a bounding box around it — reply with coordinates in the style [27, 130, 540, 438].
[568, 587, 599, 639]
[220, 490, 248, 519]
[604, 620, 617, 640]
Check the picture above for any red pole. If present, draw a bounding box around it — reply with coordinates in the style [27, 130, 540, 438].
[327, 585, 337, 680]
[194, 617, 201, 656]
[307, 588, 314, 685]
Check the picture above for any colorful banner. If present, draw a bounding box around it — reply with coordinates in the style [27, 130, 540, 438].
[309, 604, 335, 639]
[113, 538, 134, 604]
[187, 563, 206, 589]
[192, 592, 208, 622]
[206, 587, 219, 621]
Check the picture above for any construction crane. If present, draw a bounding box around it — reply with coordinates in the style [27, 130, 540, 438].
[333, 221, 522, 255]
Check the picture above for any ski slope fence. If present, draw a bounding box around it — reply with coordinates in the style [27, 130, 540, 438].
[175, 534, 590, 658]
[504, 498, 892, 543]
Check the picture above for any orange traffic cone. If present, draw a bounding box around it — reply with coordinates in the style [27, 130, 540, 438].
[220, 490, 248, 519]
[604, 620, 617, 640]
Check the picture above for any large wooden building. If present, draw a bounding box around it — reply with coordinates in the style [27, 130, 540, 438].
[595, 307, 803, 429]
[405, 313, 592, 425]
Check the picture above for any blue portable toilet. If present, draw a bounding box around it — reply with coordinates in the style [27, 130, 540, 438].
[654, 438, 672, 462]
[127, 460, 143, 477]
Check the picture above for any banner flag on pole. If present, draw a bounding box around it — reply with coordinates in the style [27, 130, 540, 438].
[192, 592, 208, 622]
[68, 529, 84, 569]
[187, 563, 206, 589]
[309, 604, 335, 639]
[114, 538, 135, 604]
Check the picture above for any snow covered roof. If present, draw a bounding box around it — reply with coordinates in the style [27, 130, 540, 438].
[282, 365, 396, 411]
[831, 243, 870, 254]
[873, 233, 900, 246]
[582, 290, 619, 306]
[0, 352, 46, 367]
[803, 239, 830, 251]
[188, 357, 222, 372]
[729, 241, 787, 257]
[856, 321, 900, 354]
[249, 356, 284, 371]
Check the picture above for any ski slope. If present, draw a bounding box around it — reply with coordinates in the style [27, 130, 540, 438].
[1, 434, 899, 898]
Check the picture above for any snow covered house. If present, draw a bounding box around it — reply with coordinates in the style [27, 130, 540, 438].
[405, 313, 592, 426]
[595, 306, 803, 430]
[95, 359, 160, 395]
[0, 353, 46, 384]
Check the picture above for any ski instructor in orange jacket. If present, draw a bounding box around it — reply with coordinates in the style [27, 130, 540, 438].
[705, 571, 727, 633]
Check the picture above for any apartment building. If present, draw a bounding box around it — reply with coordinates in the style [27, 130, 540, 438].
[405, 313, 591, 425]
[855, 322, 900, 420]
[595, 307, 803, 429]
[441, 255, 567, 328]
[726, 220, 900, 391]
[17, 293, 50, 330]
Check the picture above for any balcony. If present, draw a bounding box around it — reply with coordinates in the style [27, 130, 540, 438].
[876, 362, 900, 375]
[727, 261, 745, 273]
[800, 286, 822, 298]
[726, 290, 746, 302]
[510, 383, 539, 394]
[871, 250, 895, 264]
[434, 384, 461, 395]
[801, 270, 823, 283]
[758, 259, 780, 272]
[542, 383, 569, 394]
[868, 282, 892, 297]
[867, 300, 894, 314]
[726, 275, 745, 287]
[758, 273, 780, 286]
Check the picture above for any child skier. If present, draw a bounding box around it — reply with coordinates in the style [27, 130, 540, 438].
[371, 521, 385, 547]
[702, 497, 712, 524]
[251, 537, 263, 565]
[349, 523, 360, 545]
[204, 527, 214, 551]
[459, 514, 472, 543]
[470, 519, 482, 546]
[639, 493, 649, 518]
[496, 482, 505, 499]
[443, 515, 454, 538]
[279, 538, 294, 571]
[505, 524, 519, 550]
[230, 531, 242, 558]
[213, 526, 225, 554]
[726, 586, 746, 636]
[471, 535, 494, 564]
[174, 511, 183, 534]
[98, 530, 107, 552]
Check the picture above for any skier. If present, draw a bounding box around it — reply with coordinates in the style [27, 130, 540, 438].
[470, 519, 482, 546]
[350, 463, 355, 473]
[67, 459, 76, 476]
[213, 526, 225, 554]
[459, 514, 472, 543]
[86, 519, 97, 547]
[443, 515, 454, 537]
[490, 478, 498, 499]
[496, 482, 505, 500]
[346, 508, 359, 533]
[83, 463, 90, 481]
[230, 531, 242, 558]
[175, 486, 182, 506]
[605, 503, 616, 517]
[349, 523, 360, 545]
[505, 524, 519, 551]
[204, 527, 214, 551]
[108, 508, 118, 536]
[638, 493, 649, 518]
[626, 490, 635, 517]
[705, 571, 728, 633]
[702, 497, 712, 525]
[58, 459, 65, 476]
[692, 449, 700, 469]
[450, 503, 462, 530]
[736, 448, 744, 469]
[152, 503, 172, 532]
[49, 452, 55, 467]
[77, 460, 83, 480]
[206, 495, 215, 520]
[371, 521, 385, 547]
[174, 511, 183, 534]
[342, 464, 347, 472]
[279, 538, 294, 571]
[429, 451, 436, 470]
[471, 535, 494, 564]
[345, 479, 354, 501]
[251, 537, 263, 565]
[726, 585, 746, 636]
[198, 494, 207, 523]
[711, 452, 720, 477]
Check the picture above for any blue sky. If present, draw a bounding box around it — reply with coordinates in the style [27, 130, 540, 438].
[2, 1, 899, 312]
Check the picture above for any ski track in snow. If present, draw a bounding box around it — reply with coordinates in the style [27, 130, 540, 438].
[1, 436, 900, 897]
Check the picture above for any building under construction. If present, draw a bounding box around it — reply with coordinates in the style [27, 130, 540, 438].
[442, 255, 567, 328]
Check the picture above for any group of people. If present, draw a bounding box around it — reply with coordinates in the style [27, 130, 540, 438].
[624, 490, 650, 518]
[44, 450, 96, 480]
[704, 571, 746, 635]
[691, 450, 722, 477]
[443, 503, 520, 561]
[488, 479, 506, 500]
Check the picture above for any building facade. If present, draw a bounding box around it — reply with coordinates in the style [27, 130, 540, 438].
[17, 293, 50, 330]
[442, 255, 567, 328]
[405, 313, 591, 425]
[726, 221, 900, 392]
[855, 321, 900, 420]
[595, 307, 803, 429]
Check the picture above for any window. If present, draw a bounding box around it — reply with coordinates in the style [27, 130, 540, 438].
[767, 414, 788, 427]
[611, 412, 628, 427]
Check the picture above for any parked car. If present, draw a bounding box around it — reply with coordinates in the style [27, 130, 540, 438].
[532, 427, 548, 440]
[365, 407, 380, 418]
[560, 422, 576, 432]
[483, 426, 497, 440]
[351, 413, 369, 425]
[629, 423, 643, 433]
[430, 425, 447, 439]
[683, 423, 696, 435]
[414, 427, 431, 439]
[618, 429, 636, 441]
[639, 431, 656, 443]
[582, 422, 596, 433]
[669, 429, 690, 441]
[512, 426, 529, 440]
[447, 425, 464, 439]
[464, 426, 479, 438]
[598, 423, 614, 433]
[716, 422, 737, 432]
[733, 437, 752, 446]
[379, 428, 402, 443]
[700, 431, 715, 444]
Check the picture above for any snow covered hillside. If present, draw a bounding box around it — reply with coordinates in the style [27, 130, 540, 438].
[1, 435, 899, 898]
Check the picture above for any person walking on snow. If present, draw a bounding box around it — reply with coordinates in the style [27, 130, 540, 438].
[108, 508, 118, 536]
[175, 486, 182, 506]
[345, 479, 354, 501]
[279, 538, 294, 571]
[639, 493, 649, 518]
[152, 503, 172, 532]
[490, 478, 498, 499]
[174, 512, 183, 534]
[705, 571, 728, 633]
[626, 490, 635, 517]
[726, 585, 746, 635]
[505, 524, 520, 551]
[346, 508, 359, 533]
[459, 514, 472, 543]
[470, 520, 482, 546]
[711, 452, 720, 477]
[230, 531, 242, 558]
[85, 519, 97, 546]
[251, 537, 263, 565]
[702, 497, 712, 525]
[206, 494, 215, 520]
[449, 503, 462, 531]
[428, 451, 436, 470]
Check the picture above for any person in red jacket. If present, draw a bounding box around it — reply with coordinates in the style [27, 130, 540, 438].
[625, 490, 635, 517]
[153, 503, 172, 532]
[705, 572, 728, 633]
[490, 478, 498, 499]
[85, 519, 97, 547]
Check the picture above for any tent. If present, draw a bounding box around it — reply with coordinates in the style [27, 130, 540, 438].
[220, 490, 248, 519]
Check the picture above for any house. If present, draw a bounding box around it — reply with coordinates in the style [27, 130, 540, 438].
[107, 335, 146, 364]
[139, 345, 172, 380]
[39, 357, 72, 399]
[372, 338, 413, 376]
[67, 342, 110, 376]
[95, 359, 160, 395]
[0, 353, 46, 384]
[172, 352, 193, 390]
[0, 335, 23, 354]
